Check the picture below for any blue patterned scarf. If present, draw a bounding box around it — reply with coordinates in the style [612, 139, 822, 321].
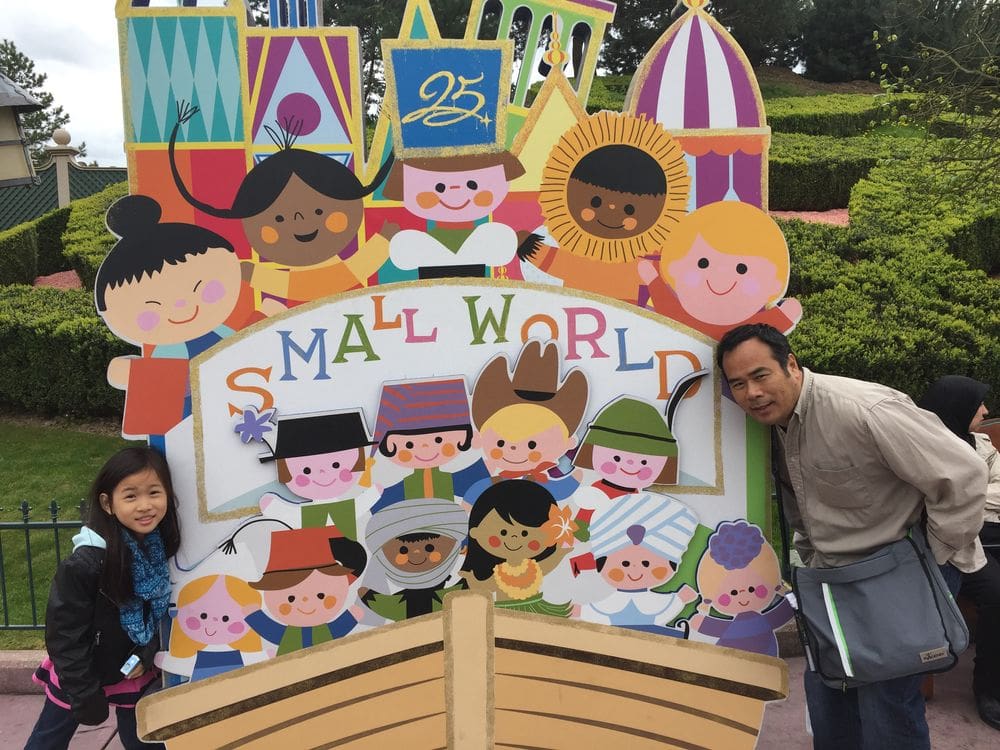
[119, 529, 171, 646]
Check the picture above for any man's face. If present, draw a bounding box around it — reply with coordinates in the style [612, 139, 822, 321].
[721, 338, 803, 427]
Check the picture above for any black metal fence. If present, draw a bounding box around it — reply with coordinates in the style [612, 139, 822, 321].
[0, 500, 85, 630]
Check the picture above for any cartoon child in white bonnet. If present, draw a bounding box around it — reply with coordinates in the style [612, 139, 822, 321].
[579, 493, 699, 636]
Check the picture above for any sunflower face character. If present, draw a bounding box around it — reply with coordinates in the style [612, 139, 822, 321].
[538, 112, 689, 263]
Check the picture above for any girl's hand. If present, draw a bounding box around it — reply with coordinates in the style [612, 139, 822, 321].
[126, 662, 146, 680]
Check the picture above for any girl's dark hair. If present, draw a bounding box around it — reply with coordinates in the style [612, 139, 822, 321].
[460, 480, 557, 581]
[918, 375, 990, 448]
[95, 194, 235, 311]
[378, 426, 473, 458]
[87, 447, 181, 604]
[168, 103, 394, 220]
[570, 145, 667, 196]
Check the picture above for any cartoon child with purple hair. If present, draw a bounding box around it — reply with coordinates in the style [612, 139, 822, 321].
[689, 520, 793, 657]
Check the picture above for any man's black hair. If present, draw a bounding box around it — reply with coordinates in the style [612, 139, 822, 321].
[569, 144, 667, 196]
[716, 324, 794, 373]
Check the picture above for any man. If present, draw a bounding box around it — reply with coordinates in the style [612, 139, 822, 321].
[717, 323, 987, 750]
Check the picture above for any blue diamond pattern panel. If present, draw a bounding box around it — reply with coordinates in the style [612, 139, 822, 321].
[126, 16, 244, 144]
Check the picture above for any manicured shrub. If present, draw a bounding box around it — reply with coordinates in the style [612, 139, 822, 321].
[766, 94, 892, 136]
[61, 181, 128, 289]
[0, 223, 38, 285]
[33, 206, 72, 277]
[0, 285, 128, 416]
[777, 218, 853, 295]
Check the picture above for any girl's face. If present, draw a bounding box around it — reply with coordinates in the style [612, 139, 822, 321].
[565, 176, 664, 239]
[470, 509, 549, 565]
[177, 578, 254, 647]
[476, 424, 576, 474]
[242, 175, 363, 266]
[667, 234, 784, 326]
[710, 565, 775, 616]
[402, 164, 509, 223]
[381, 535, 457, 573]
[99, 467, 169, 540]
[590, 445, 668, 491]
[599, 545, 673, 591]
[385, 430, 468, 469]
[261, 569, 350, 627]
[102, 247, 241, 346]
[282, 448, 360, 501]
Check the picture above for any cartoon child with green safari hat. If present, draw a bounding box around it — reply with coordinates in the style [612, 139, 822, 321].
[245, 525, 367, 656]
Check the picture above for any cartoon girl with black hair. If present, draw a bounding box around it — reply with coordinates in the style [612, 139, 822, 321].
[168, 103, 397, 313]
[96, 193, 243, 447]
[459, 480, 575, 617]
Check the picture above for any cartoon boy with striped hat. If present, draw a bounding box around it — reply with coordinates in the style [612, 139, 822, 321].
[369, 377, 488, 513]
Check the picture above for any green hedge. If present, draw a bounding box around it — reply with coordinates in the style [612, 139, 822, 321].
[0, 224, 38, 285]
[34, 206, 72, 277]
[771, 133, 902, 210]
[61, 181, 129, 289]
[0, 285, 128, 416]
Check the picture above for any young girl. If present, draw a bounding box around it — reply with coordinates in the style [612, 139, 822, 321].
[26, 447, 181, 750]
[459, 480, 574, 617]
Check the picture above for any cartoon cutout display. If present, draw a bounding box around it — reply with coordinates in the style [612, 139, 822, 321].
[169, 103, 396, 315]
[248, 409, 376, 540]
[381, 152, 526, 279]
[466, 340, 588, 505]
[638, 201, 802, 339]
[160, 575, 266, 681]
[690, 520, 793, 657]
[369, 377, 488, 513]
[97, 194, 242, 445]
[580, 494, 699, 636]
[359, 498, 469, 621]
[522, 111, 690, 305]
[460, 479, 577, 617]
[245, 525, 367, 656]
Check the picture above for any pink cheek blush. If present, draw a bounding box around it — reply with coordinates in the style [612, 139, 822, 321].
[338, 468, 354, 482]
[294, 475, 311, 488]
[488, 536, 501, 548]
[717, 593, 731, 606]
[599, 461, 618, 475]
[184, 616, 201, 631]
[636, 467, 653, 481]
[742, 279, 761, 296]
[528, 541, 541, 551]
[137, 311, 160, 331]
[200, 279, 226, 303]
[682, 270, 701, 287]
[755, 585, 769, 599]
[227, 622, 246, 634]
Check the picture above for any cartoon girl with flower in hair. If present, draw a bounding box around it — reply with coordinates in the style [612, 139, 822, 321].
[689, 520, 793, 656]
[459, 480, 576, 617]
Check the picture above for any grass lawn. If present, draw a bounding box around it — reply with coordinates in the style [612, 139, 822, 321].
[0, 416, 133, 649]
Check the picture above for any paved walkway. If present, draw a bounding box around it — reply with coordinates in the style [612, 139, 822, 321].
[0, 649, 993, 748]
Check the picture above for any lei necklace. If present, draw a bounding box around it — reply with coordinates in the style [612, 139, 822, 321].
[493, 558, 543, 600]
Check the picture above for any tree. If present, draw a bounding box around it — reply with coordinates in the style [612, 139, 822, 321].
[0, 39, 71, 166]
[801, 0, 888, 82]
[709, 0, 807, 68]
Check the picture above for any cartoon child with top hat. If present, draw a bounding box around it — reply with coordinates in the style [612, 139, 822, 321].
[465, 340, 588, 506]
[359, 498, 469, 621]
[96, 194, 245, 449]
[245, 526, 367, 656]
[252, 409, 377, 541]
[580, 494, 699, 636]
[637, 201, 802, 339]
[369, 377, 488, 514]
[688, 520, 793, 656]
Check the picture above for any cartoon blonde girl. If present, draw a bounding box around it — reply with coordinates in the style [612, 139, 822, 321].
[638, 201, 802, 340]
[164, 575, 265, 682]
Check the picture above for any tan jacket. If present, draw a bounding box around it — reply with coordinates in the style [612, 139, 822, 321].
[775, 369, 987, 571]
[976, 432, 1000, 524]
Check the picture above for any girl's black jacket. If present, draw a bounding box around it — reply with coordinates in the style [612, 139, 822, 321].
[44, 543, 159, 724]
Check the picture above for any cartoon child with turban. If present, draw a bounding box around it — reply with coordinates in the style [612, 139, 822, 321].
[359, 498, 469, 621]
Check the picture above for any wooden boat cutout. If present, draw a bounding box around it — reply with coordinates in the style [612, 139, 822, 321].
[138, 592, 787, 749]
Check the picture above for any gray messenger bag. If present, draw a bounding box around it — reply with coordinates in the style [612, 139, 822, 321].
[790, 529, 969, 689]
